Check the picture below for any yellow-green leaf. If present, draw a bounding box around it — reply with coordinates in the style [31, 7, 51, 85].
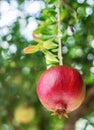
[43, 41, 58, 49]
[23, 43, 42, 54]
[45, 51, 59, 64]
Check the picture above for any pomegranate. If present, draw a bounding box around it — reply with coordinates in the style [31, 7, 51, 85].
[37, 66, 85, 118]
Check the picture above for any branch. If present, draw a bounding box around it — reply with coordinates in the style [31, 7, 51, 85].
[7, 110, 19, 130]
[57, 0, 63, 65]
[63, 85, 94, 130]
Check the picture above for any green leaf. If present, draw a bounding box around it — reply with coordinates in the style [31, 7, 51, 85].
[51, 48, 58, 52]
[45, 51, 59, 64]
[43, 41, 58, 49]
[60, 10, 67, 20]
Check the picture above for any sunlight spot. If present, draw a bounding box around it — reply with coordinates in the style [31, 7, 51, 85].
[62, 46, 68, 54]
[92, 60, 94, 65]
[67, 26, 73, 36]
[1, 41, 9, 49]
[0, 27, 9, 36]
[22, 67, 30, 75]
[77, 0, 85, 4]
[0, 0, 21, 27]
[28, 17, 38, 30]
[86, 7, 93, 17]
[67, 36, 75, 45]
[74, 64, 82, 70]
[87, 53, 94, 60]
[86, 0, 94, 6]
[20, 56, 25, 60]
[23, 1, 45, 15]
[90, 117, 94, 123]
[91, 40, 94, 48]
[6, 35, 12, 41]
[8, 44, 17, 54]
[2, 124, 9, 130]
[77, 7, 85, 17]
[0, 0, 45, 41]
[0, 9, 21, 27]
[19, 18, 26, 27]
[90, 67, 94, 73]
[86, 125, 94, 130]
[76, 48, 83, 57]
[71, 63, 83, 74]
[75, 23, 81, 32]
[75, 118, 87, 130]
[0, 1, 9, 13]
[1, 51, 9, 59]
[20, 18, 38, 41]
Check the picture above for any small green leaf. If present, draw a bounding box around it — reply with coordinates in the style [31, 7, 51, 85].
[46, 56, 59, 64]
[45, 51, 59, 64]
[43, 41, 58, 49]
[51, 48, 58, 52]
[61, 10, 67, 20]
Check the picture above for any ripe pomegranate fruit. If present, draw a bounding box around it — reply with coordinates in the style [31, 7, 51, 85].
[37, 66, 85, 118]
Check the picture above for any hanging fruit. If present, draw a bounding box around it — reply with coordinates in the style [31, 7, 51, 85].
[36, 66, 85, 118]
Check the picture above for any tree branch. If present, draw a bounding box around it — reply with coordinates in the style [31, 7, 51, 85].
[57, 0, 63, 65]
[63, 85, 94, 130]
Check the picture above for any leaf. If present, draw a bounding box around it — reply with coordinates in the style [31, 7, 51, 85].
[46, 56, 59, 64]
[23, 43, 42, 54]
[60, 10, 67, 20]
[32, 30, 42, 42]
[51, 48, 58, 52]
[45, 51, 59, 64]
[43, 41, 58, 49]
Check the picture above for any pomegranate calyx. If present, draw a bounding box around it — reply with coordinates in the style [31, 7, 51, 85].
[51, 108, 68, 119]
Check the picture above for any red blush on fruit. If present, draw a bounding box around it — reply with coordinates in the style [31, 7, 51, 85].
[37, 66, 85, 118]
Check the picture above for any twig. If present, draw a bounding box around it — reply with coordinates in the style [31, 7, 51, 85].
[57, 0, 63, 65]
[63, 85, 94, 130]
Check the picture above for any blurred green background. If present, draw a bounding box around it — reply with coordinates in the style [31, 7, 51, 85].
[0, 0, 94, 130]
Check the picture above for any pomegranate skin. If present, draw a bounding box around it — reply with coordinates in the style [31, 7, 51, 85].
[37, 66, 85, 118]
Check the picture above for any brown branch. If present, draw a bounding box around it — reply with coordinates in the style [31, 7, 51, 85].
[63, 85, 94, 130]
[7, 109, 19, 130]
[57, 0, 63, 65]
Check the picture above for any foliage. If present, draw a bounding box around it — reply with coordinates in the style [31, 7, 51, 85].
[0, 0, 94, 130]
[24, 0, 94, 84]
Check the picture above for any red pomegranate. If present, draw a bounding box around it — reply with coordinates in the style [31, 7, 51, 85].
[37, 66, 85, 118]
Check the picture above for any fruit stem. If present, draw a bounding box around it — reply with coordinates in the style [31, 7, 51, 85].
[57, 0, 63, 65]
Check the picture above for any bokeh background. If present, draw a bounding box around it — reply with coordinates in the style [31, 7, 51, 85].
[0, 0, 94, 130]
